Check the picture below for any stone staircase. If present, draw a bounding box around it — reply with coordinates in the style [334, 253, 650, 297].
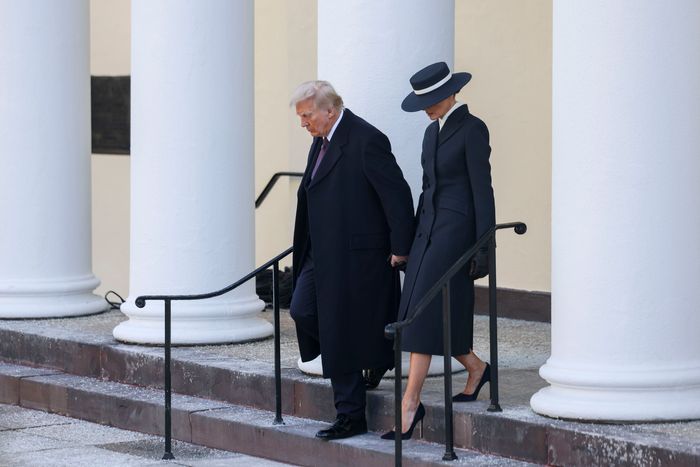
[2, 361, 529, 466]
[0, 311, 699, 466]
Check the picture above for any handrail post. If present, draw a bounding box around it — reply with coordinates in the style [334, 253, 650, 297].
[136, 246, 296, 461]
[272, 262, 284, 425]
[162, 298, 175, 460]
[394, 329, 402, 467]
[441, 283, 457, 461]
[381, 223, 524, 464]
[487, 234, 502, 412]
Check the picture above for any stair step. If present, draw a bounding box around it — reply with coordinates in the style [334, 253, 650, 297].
[0, 362, 532, 466]
[2, 316, 700, 466]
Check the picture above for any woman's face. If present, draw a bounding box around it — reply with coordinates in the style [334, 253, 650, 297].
[424, 95, 456, 120]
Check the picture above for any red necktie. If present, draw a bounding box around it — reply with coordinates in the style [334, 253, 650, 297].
[311, 137, 329, 179]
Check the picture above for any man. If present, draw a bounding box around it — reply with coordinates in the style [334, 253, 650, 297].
[289, 81, 415, 440]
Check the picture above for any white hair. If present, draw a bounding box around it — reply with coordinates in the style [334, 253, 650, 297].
[289, 80, 344, 111]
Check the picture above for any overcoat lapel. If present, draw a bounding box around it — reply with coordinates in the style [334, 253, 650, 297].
[307, 110, 352, 189]
[424, 120, 439, 161]
[438, 104, 470, 147]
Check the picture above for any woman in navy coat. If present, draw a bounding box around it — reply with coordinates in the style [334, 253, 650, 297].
[382, 62, 496, 440]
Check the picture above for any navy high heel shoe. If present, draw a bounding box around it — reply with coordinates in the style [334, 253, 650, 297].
[452, 363, 490, 402]
[380, 402, 425, 440]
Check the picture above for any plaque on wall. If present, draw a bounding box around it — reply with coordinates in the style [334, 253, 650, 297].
[91, 76, 130, 154]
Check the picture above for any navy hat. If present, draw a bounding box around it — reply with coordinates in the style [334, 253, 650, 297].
[401, 62, 471, 112]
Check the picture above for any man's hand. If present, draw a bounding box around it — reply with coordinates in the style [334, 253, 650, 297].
[390, 254, 408, 269]
[469, 248, 489, 279]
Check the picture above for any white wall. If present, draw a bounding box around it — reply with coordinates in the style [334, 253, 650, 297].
[90, 0, 131, 298]
[457, 1, 552, 292]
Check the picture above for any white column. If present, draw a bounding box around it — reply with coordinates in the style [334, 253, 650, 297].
[309, 0, 460, 376]
[0, 0, 104, 318]
[113, 0, 271, 344]
[531, 0, 700, 421]
[319, 0, 454, 199]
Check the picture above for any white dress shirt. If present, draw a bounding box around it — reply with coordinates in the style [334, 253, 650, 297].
[326, 109, 344, 141]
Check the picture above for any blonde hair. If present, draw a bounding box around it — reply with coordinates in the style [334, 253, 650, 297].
[290, 80, 344, 111]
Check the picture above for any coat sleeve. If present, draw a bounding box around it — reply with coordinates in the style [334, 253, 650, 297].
[465, 121, 496, 240]
[415, 191, 424, 226]
[362, 132, 416, 256]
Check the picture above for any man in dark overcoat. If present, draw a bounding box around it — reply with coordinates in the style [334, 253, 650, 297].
[289, 80, 415, 440]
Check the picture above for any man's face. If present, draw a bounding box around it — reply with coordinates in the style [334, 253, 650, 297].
[296, 98, 336, 137]
[424, 95, 456, 121]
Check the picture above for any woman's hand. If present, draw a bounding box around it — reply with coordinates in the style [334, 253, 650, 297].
[390, 254, 408, 269]
[469, 248, 489, 279]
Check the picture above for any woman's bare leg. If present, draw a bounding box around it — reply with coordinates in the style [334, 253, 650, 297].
[454, 351, 487, 395]
[400, 352, 431, 432]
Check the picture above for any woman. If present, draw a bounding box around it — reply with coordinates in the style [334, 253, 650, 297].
[382, 62, 496, 440]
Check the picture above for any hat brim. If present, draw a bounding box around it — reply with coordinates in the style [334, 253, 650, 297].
[401, 72, 471, 112]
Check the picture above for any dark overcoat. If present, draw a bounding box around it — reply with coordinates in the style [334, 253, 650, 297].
[399, 104, 495, 356]
[292, 109, 415, 377]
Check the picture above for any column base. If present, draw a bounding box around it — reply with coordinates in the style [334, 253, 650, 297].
[531, 361, 700, 421]
[297, 353, 465, 377]
[114, 295, 272, 345]
[0, 275, 106, 318]
[0, 293, 107, 319]
[113, 315, 273, 345]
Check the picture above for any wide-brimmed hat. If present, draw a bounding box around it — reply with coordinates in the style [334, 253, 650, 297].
[401, 62, 471, 112]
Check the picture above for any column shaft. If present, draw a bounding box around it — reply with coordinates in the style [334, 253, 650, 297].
[114, 0, 270, 344]
[310, 0, 460, 376]
[318, 0, 454, 197]
[0, 0, 104, 318]
[531, 0, 700, 420]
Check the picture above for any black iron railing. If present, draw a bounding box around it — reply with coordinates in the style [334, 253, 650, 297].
[384, 221, 527, 465]
[135, 246, 293, 460]
[255, 172, 304, 208]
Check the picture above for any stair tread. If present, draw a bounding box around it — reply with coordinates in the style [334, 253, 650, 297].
[3, 316, 700, 466]
[0, 361, 534, 466]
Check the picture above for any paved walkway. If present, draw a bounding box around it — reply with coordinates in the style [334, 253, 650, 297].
[0, 403, 290, 467]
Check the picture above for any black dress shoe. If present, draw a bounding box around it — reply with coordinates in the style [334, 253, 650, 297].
[315, 414, 367, 441]
[363, 367, 389, 389]
[453, 363, 490, 402]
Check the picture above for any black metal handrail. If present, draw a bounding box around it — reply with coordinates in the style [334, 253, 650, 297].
[136, 246, 293, 460]
[384, 221, 527, 465]
[255, 172, 304, 208]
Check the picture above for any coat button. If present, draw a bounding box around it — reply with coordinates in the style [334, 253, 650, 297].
[421, 209, 425, 214]
[421, 158, 425, 163]
[418, 233, 423, 238]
